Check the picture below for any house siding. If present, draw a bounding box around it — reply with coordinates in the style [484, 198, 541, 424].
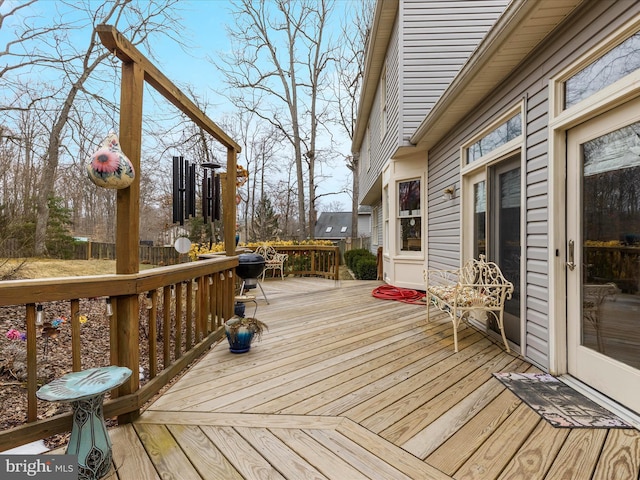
[360, 20, 401, 204]
[426, 0, 640, 369]
[401, 0, 508, 143]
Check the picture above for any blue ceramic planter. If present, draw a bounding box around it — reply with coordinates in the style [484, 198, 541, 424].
[225, 317, 255, 353]
[225, 328, 255, 353]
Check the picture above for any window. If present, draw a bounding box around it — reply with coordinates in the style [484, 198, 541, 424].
[372, 205, 379, 246]
[366, 126, 371, 172]
[383, 186, 389, 253]
[565, 31, 640, 109]
[325, 226, 333, 233]
[340, 226, 348, 233]
[467, 113, 522, 164]
[398, 179, 421, 252]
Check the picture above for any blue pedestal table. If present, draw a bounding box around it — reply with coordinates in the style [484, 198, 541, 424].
[37, 365, 132, 480]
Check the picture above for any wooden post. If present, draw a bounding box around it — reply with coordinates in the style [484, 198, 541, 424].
[114, 60, 143, 422]
[117, 62, 143, 274]
[224, 148, 237, 257]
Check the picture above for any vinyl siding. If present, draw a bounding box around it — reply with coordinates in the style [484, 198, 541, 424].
[360, 20, 401, 204]
[426, 0, 640, 369]
[401, 0, 508, 143]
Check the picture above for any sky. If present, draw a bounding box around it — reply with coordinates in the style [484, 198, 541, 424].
[1, 0, 357, 210]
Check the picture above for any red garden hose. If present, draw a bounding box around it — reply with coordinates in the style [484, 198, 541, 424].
[372, 284, 426, 305]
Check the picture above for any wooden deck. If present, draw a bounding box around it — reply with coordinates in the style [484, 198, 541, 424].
[98, 278, 640, 479]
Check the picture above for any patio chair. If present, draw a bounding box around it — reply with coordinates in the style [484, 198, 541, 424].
[254, 245, 288, 280]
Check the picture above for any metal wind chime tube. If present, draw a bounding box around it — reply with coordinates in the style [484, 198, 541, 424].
[172, 156, 197, 226]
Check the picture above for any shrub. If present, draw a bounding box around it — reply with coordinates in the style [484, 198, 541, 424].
[354, 257, 378, 280]
[344, 248, 371, 270]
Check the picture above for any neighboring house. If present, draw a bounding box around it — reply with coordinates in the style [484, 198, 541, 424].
[354, 0, 640, 420]
[315, 210, 373, 242]
[314, 212, 353, 241]
[357, 206, 373, 240]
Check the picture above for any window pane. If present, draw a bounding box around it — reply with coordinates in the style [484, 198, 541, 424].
[467, 114, 522, 164]
[398, 180, 420, 215]
[401, 217, 421, 251]
[581, 120, 640, 368]
[498, 167, 521, 319]
[565, 32, 640, 109]
[474, 181, 486, 258]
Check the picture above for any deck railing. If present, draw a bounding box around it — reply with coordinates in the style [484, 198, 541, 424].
[273, 245, 340, 280]
[0, 256, 237, 451]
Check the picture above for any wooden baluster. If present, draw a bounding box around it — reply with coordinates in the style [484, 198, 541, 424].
[148, 290, 158, 380]
[195, 278, 202, 342]
[163, 286, 172, 368]
[198, 276, 207, 338]
[211, 273, 219, 327]
[186, 281, 193, 350]
[109, 297, 118, 381]
[26, 304, 37, 422]
[175, 282, 183, 359]
[217, 273, 224, 323]
[71, 299, 81, 371]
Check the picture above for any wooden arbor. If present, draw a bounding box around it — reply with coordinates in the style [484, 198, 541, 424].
[96, 25, 241, 415]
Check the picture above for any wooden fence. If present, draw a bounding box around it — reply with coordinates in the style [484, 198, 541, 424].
[1, 240, 185, 266]
[74, 242, 185, 265]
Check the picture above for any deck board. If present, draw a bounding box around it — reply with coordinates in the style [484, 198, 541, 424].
[99, 278, 639, 479]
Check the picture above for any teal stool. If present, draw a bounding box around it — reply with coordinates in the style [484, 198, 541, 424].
[37, 365, 132, 480]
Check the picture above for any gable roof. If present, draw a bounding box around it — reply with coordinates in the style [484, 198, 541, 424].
[314, 212, 352, 239]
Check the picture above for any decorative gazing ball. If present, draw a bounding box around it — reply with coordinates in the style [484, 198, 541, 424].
[87, 131, 135, 189]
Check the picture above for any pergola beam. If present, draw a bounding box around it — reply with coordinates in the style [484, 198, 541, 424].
[97, 24, 242, 153]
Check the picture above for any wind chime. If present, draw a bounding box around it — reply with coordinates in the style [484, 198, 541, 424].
[171, 158, 249, 246]
[171, 156, 196, 225]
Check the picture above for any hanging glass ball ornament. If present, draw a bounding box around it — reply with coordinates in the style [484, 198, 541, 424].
[87, 131, 135, 189]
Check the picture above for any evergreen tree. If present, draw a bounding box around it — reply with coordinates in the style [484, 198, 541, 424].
[45, 196, 77, 259]
[252, 197, 279, 241]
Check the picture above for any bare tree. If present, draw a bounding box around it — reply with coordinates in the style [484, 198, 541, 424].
[0, 0, 60, 80]
[334, 0, 374, 239]
[217, 0, 336, 240]
[2, 0, 181, 255]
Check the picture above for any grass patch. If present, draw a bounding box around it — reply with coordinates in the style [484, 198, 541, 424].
[1, 258, 156, 279]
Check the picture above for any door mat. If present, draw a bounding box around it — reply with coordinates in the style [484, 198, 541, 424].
[493, 372, 632, 428]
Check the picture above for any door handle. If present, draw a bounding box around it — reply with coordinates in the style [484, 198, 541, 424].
[567, 239, 575, 271]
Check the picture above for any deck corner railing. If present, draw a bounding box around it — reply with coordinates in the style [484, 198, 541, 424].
[0, 256, 237, 452]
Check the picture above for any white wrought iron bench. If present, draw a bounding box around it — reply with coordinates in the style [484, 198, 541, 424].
[254, 245, 288, 280]
[424, 255, 514, 353]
